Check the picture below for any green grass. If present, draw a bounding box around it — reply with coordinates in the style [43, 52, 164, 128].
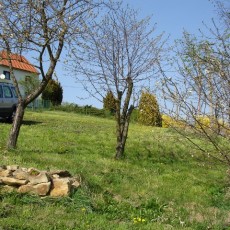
[0, 110, 229, 229]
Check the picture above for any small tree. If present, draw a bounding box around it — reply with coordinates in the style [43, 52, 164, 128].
[138, 91, 162, 127]
[0, 0, 102, 149]
[103, 91, 116, 115]
[19, 76, 40, 109]
[69, 2, 165, 159]
[42, 79, 63, 106]
[19, 76, 40, 97]
[160, 0, 230, 166]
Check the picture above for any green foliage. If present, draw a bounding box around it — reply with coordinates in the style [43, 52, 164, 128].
[19, 75, 40, 96]
[138, 91, 162, 127]
[103, 91, 116, 115]
[42, 79, 63, 106]
[130, 109, 139, 123]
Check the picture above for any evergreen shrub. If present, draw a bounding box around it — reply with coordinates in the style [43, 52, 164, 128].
[138, 91, 162, 127]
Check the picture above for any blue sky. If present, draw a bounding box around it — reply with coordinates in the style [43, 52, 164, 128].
[58, 0, 219, 108]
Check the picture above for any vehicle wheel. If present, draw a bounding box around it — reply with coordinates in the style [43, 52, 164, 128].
[7, 110, 16, 123]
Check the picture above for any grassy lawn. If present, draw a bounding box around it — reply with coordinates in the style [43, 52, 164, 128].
[0, 110, 229, 229]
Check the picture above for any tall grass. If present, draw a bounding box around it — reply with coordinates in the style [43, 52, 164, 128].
[0, 110, 229, 229]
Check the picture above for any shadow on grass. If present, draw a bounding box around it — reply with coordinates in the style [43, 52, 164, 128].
[0, 119, 42, 126]
[22, 120, 43, 126]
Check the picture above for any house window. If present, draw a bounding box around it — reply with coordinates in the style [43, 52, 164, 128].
[3, 71, 10, 80]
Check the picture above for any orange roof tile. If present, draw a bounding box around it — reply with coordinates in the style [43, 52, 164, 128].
[0, 50, 39, 74]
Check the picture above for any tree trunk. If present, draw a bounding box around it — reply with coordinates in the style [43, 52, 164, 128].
[7, 102, 25, 149]
[115, 138, 124, 159]
[114, 77, 134, 159]
[115, 105, 134, 159]
[115, 120, 129, 159]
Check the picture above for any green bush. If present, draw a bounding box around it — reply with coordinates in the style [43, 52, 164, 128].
[195, 116, 228, 135]
[195, 116, 210, 129]
[103, 91, 116, 115]
[138, 91, 162, 127]
[162, 114, 186, 128]
[42, 79, 63, 106]
[162, 114, 176, 128]
[130, 109, 139, 123]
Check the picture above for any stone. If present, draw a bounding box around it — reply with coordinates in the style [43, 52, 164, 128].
[0, 169, 13, 177]
[6, 165, 19, 171]
[18, 182, 51, 196]
[13, 169, 29, 180]
[29, 172, 50, 185]
[0, 177, 27, 186]
[21, 167, 28, 172]
[0, 165, 79, 197]
[50, 178, 71, 197]
[52, 174, 60, 179]
[70, 177, 81, 188]
[71, 180, 80, 189]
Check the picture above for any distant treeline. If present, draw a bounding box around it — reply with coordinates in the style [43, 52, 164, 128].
[50, 103, 139, 123]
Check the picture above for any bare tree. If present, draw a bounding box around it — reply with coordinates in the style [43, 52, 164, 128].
[160, 1, 230, 166]
[0, 0, 102, 149]
[68, 3, 165, 159]
[211, 0, 230, 26]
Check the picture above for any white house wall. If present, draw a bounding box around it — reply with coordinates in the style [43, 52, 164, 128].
[0, 65, 39, 97]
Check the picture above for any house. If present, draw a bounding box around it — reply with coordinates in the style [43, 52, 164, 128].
[0, 50, 39, 97]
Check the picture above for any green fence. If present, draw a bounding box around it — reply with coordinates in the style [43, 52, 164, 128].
[28, 99, 51, 110]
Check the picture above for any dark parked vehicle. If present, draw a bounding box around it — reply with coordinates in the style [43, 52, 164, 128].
[0, 79, 18, 122]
